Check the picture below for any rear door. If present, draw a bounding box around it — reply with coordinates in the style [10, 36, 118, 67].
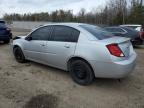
[44, 25, 80, 70]
[23, 26, 52, 62]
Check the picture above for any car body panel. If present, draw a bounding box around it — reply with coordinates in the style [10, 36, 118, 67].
[23, 40, 47, 62]
[43, 41, 76, 70]
[89, 52, 136, 78]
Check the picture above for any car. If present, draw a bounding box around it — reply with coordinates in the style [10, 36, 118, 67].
[11, 23, 137, 85]
[120, 24, 141, 31]
[0, 20, 12, 43]
[140, 30, 144, 39]
[120, 24, 144, 40]
[104, 26, 143, 46]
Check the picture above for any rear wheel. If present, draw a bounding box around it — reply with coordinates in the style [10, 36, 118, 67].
[69, 60, 95, 85]
[13, 47, 26, 63]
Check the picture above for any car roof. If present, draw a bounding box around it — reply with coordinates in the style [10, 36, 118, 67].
[43, 22, 90, 28]
[105, 26, 134, 29]
[105, 26, 139, 33]
[105, 26, 120, 28]
[120, 24, 141, 27]
[104, 26, 125, 29]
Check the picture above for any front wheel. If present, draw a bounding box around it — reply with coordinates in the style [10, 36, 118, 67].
[13, 47, 26, 63]
[69, 60, 95, 86]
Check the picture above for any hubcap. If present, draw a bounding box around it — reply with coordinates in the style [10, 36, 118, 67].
[15, 49, 22, 61]
[73, 64, 87, 79]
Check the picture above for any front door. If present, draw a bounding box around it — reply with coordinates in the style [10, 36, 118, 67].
[23, 26, 52, 62]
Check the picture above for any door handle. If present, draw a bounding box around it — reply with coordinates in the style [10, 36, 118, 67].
[64, 44, 70, 48]
[40, 44, 45, 46]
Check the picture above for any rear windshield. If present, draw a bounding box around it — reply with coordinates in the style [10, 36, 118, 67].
[80, 25, 114, 40]
[0, 21, 6, 27]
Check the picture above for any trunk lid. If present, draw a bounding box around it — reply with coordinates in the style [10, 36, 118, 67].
[101, 37, 132, 58]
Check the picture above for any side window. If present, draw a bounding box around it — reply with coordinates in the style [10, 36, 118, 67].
[30, 26, 52, 40]
[51, 26, 80, 42]
[71, 30, 80, 42]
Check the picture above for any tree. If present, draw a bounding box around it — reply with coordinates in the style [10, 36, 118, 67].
[2, 0, 144, 25]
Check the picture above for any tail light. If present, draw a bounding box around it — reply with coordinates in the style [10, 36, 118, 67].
[139, 31, 144, 39]
[139, 32, 142, 38]
[106, 43, 125, 57]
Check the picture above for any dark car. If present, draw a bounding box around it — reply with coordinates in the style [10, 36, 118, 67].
[0, 20, 12, 43]
[104, 26, 143, 46]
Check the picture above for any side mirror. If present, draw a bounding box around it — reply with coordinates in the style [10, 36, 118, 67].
[25, 36, 32, 41]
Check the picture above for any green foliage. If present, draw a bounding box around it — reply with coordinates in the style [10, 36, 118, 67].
[127, 5, 144, 24]
[113, 11, 124, 25]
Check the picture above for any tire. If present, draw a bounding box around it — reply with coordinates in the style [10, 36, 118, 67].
[69, 60, 95, 85]
[4, 40, 10, 44]
[13, 47, 26, 63]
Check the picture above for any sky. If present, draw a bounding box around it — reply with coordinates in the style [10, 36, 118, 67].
[0, 0, 108, 17]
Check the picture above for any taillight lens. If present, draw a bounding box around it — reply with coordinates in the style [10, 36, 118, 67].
[106, 43, 125, 57]
[139, 31, 144, 39]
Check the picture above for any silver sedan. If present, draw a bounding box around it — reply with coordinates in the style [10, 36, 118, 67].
[11, 23, 137, 85]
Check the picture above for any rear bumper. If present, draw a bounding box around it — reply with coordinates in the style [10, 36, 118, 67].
[90, 53, 137, 78]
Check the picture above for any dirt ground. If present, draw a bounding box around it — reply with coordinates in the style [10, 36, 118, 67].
[0, 29, 144, 108]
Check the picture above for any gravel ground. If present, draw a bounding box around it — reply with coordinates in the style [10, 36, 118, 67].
[0, 30, 144, 108]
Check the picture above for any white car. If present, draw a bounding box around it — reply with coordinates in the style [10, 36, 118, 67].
[12, 23, 137, 85]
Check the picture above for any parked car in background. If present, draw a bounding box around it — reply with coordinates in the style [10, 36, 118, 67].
[104, 26, 143, 46]
[120, 24, 141, 31]
[140, 24, 144, 39]
[120, 24, 144, 40]
[12, 23, 137, 85]
[0, 20, 12, 43]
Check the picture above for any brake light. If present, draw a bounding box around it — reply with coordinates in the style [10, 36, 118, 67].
[106, 43, 125, 57]
[139, 31, 144, 39]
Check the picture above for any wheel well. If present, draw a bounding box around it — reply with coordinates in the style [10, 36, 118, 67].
[67, 57, 94, 72]
[13, 45, 20, 52]
[13, 45, 19, 48]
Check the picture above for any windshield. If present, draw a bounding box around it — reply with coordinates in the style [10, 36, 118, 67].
[80, 25, 114, 40]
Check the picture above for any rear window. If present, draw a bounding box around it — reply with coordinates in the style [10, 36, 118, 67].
[105, 27, 125, 33]
[0, 21, 6, 27]
[80, 25, 114, 40]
